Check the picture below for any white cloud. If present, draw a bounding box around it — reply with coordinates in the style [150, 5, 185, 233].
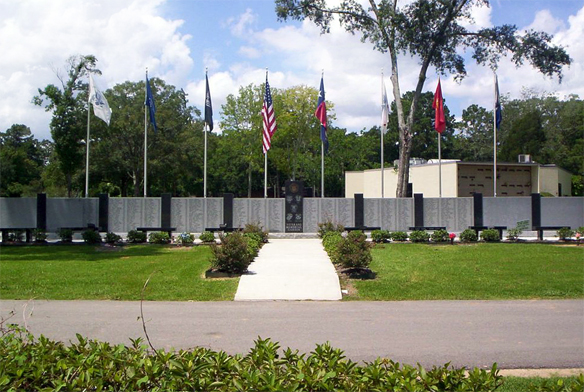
[525, 9, 566, 34]
[225, 8, 257, 37]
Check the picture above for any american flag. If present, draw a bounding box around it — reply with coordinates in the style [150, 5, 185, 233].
[262, 76, 277, 154]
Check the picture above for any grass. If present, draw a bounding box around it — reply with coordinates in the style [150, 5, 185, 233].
[350, 243, 584, 300]
[0, 244, 238, 301]
[499, 376, 582, 392]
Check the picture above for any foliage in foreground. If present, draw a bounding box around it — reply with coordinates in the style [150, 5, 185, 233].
[322, 231, 372, 269]
[0, 327, 510, 392]
[210, 231, 262, 274]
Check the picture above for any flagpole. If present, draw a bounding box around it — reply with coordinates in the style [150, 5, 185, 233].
[144, 69, 148, 198]
[85, 77, 91, 198]
[381, 69, 385, 199]
[264, 68, 269, 199]
[438, 133, 442, 197]
[204, 68, 208, 199]
[493, 73, 498, 198]
[321, 69, 325, 199]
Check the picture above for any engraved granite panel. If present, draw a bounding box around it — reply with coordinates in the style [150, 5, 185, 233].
[109, 198, 124, 233]
[456, 198, 473, 231]
[541, 198, 584, 228]
[233, 199, 249, 229]
[206, 198, 222, 228]
[303, 198, 319, 233]
[172, 199, 188, 232]
[424, 198, 440, 227]
[144, 198, 160, 227]
[268, 199, 284, 232]
[320, 199, 335, 224]
[250, 199, 267, 227]
[336, 199, 354, 227]
[188, 199, 204, 232]
[125, 198, 143, 232]
[364, 199, 380, 228]
[440, 199, 456, 230]
[0, 198, 36, 228]
[484, 197, 531, 228]
[47, 199, 86, 231]
[83, 198, 99, 227]
[380, 199, 393, 231]
[396, 198, 413, 230]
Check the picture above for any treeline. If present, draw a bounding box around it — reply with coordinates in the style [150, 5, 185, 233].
[1, 63, 582, 198]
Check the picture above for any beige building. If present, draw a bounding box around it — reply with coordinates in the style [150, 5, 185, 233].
[345, 160, 573, 198]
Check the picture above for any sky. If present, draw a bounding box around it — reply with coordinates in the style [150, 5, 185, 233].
[1, 0, 583, 141]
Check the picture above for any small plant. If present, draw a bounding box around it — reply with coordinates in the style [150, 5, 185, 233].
[577, 227, 584, 236]
[211, 231, 253, 274]
[317, 220, 344, 239]
[127, 230, 147, 243]
[148, 231, 171, 244]
[199, 231, 215, 243]
[336, 230, 372, 269]
[32, 228, 47, 242]
[460, 228, 478, 243]
[243, 222, 269, 243]
[104, 232, 122, 245]
[480, 229, 500, 242]
[176, 232, 195, 246]
[371, 229, 391, 243]
[507, 220, 529, 241]
[57, 228, 73, 243]
[431, 229, 449, 243]
[391, 231, 408, 242]
[557, 227, 575, 241]
[82, 229, 102, 244]
[409, 230, 430, 243]
[322, 231, 343, 264]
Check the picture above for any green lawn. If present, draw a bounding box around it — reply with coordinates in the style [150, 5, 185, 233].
[499, 376, 582, 392]
[0, 245, 238, 301]
[350, 243, 584, 300]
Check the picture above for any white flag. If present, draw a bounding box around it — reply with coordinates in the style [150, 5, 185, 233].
[89, 74, 112, 125]
[381, 81, 389, 134]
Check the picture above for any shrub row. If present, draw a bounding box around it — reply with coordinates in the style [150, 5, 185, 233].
[0, 328, 526, 392]
[322, 231, 372, 269]
[210, 224, 268, 274]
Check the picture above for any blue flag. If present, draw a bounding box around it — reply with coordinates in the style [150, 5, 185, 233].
[145, 74, 157, 131]
[315, 76, 328, 152]
[495, 75, 502, 130]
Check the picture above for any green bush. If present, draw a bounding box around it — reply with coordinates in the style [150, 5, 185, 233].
[480, 229, 500, 242]
[57, 228, 73, 242]
[322, 231, 343, 264]
[317, 220, 344, 238]
[82, 229, 102, 244]
[127, 230, 146, 243]
[211, 231, 253, 274]
[243, 222, 268, 243]
[557, 227, 575, 241]
[32, 228, 47, 242]
[199, 231, 215, 243]
[409, 230, 430, 243]
[0, 328, 511, 392]
[104, 232, 122, 245]
[371, 229, 391, 243]
[148, 231, 171, 244]
[460, 229, 478, 242]
[577, 227, 584, 236]
[507, 220, 529, 241]
[431, 229, 449, 243]
[391, 231, 408, 242]
[336, 230, 372, 269]
[176, 232, 195, 246]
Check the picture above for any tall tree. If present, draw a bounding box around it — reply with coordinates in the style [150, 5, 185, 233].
[33, 55, 100, 196]
[454, 104, 493, 161]
[275, 0, 571, 197]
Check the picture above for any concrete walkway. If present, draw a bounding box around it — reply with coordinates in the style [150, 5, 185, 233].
[234, 239, 342, 301]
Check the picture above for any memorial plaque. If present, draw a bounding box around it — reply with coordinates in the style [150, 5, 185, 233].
[268, 199, 284, 232]
[233, 199, 248, 229]
[386, 199, 398, 231]
[250, 199, 266, 226]
[397, 198, 413, 231]
[188, 198, 204, 232]
[320, 198, 335, 223]
[303, 198, 319, 233]
[172, 198, 188, 232]
[337, 199, 354, 227]
[364, 199, 380, 228]
[126, 198, 143, 231]
[144, 198, 160, 227]
[424, 198, 440, 227]
[285, 180, 304, 233]
[83, 198, 99, 227]
[441, 199, 456, 230]
[456, 198, 473, 231]
[109, 198, 124, 233]
[206, 198, 222, 228]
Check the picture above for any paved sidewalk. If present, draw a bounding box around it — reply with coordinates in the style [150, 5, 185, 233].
[235, 239, 342, 301]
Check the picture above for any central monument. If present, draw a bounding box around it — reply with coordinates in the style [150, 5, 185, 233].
[285, 180, 303, 233]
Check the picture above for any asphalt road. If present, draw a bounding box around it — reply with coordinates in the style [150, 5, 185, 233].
[1, 299, 582, 369]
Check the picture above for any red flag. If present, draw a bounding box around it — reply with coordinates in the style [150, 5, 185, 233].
[433, 79, 446, 134]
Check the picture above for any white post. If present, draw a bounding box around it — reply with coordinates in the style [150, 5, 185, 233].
[493, 74, 498, 198]
[204, 122, 208, 198]
[85, 86, 91, 198]
[144, 70, 148, 198]
[321, 141, 325, 198]
[264, 152, 268, 198]
[381, 69, 385, 198]
[438, 133, 442, 198]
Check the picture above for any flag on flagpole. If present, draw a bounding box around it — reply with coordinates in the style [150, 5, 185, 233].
[315, 76, 328, 151]
[88, 74, 112, 125]
[145, 74, 157, 131]
[205, 72, 213, 131]
[261, 74, 277, 154]
[433, 79, 446, 134]
[381, 81, 389, 134]
[495, 75, 502, 130]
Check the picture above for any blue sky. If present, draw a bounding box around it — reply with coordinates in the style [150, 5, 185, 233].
[1, 0, 583, 141]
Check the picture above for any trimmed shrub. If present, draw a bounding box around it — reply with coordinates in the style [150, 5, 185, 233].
[336, 230, 372, 269]
[409, 230, 430, 243]
[390, 231, 408, 242]
[127, 230, 146, 243]
[57, 228, 73, 242]
[104, 232, 122, 245]
[317, 220, 344, 239]
[82, 229, 102, 244]
[32, 229, 47, 242]
[431, 229, 449, 243]
[176, 232, 195, 246]
[557, 227, 575, 241]
[507, 220, 529, 241]
[371, 229, 391, 243]
[459, 229, 478, 243]
[211, 231, 253, 274]
[322, 231, 343, 264]
[243, 222, 268, 243]
[199, 231, 215, 243]
[480, 229, 500, 242]
[148, 231, 171, 244]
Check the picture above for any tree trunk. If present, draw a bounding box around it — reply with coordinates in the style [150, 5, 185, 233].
[247, 162, 252, 198]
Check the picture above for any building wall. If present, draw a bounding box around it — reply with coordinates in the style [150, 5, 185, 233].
[410, 162, 458, 197]
[345, 171, 364, 197]
[539, 166, 573, 196]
